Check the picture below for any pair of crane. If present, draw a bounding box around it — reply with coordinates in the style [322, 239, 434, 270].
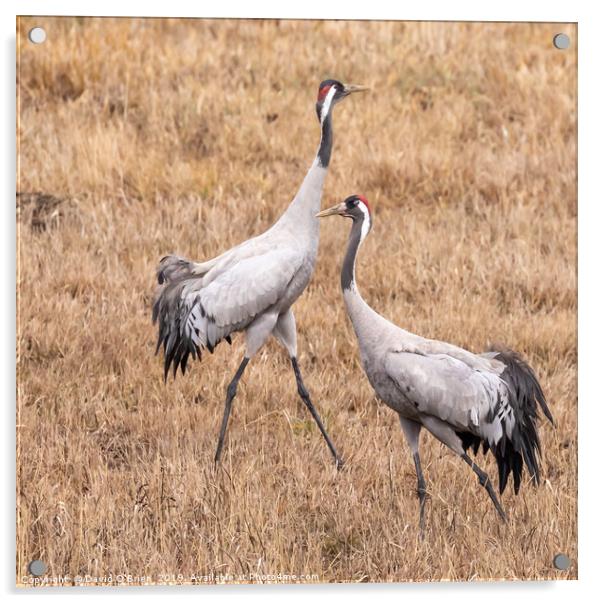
[152, 79, 553, 529]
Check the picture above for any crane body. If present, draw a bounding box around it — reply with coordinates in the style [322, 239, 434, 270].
[153, 81, 367, 468]
[318, 195, 554, 529]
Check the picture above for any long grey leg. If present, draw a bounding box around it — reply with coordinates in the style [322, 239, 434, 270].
[272, 311, 342, 469]
[291, 357, 343, 470]
[214, 357, 249, 464]
[399, 417, 428, 534]
[462, 453, 507, 522]
[413, 452, 427, 534]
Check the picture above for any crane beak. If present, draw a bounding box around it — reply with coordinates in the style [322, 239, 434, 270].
[342, 83, 370, 96]
[316, 203, 347, 218]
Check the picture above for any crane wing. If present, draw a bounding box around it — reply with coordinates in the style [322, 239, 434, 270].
[384, 351, 502, 435]
[153, 246, 303, 378]
[197, 247, 303, 328]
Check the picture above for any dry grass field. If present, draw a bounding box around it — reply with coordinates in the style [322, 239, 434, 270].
[16, 17, 577, 585]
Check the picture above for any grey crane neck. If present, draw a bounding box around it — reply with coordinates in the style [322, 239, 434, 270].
[277, 106, 334, 230]
[341, 218, 364, 291]
[341, 220, 399, 352]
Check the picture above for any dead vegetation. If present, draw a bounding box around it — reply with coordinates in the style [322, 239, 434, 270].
[17, 17, 576, 584]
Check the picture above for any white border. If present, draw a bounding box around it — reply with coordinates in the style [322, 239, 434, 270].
[4, 1, 600, 601]
[2, 1, 587, 21]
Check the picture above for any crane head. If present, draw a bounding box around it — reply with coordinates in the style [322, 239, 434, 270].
[316, 80, 369, 122]
[316, 195, 372, 236]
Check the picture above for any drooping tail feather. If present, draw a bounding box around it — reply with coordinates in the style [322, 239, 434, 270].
[153, 255, 205, 381]
[152, 256, 232, 381]
[491, 347, 554, 495]
[152, 279, 202, 381]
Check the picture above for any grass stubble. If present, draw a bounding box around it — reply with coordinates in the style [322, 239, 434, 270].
[16, 17, 576, 584]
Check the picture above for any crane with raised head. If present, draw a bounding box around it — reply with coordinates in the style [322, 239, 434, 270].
[317, 195, 554, 529]
[153, 80, 367, 468]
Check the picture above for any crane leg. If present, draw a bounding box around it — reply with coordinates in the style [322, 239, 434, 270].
[399, 417, 428, 534]
[214, 357, 250, 465]
[413, 452, 427, 536]
[462, 453, 507, 522]
[291, 357, 343, 470]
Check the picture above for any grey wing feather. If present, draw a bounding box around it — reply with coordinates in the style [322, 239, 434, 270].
[153, 246, 302, 379]
[384, 351, 504, 438]
[198, 248, 302, 327]
[416, 339, 505, 374]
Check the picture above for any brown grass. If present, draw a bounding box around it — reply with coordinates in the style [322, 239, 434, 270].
[16, 17, 577, 585]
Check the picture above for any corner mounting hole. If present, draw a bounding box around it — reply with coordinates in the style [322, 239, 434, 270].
[553, 33, 570, 50]
[28, 559, 47, 576]
[553, 553, 571, 570]
[28, 27, 46, 44]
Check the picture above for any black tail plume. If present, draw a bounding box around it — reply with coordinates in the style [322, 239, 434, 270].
[152, 279, 203, 381]
[491, 347, 554, 494]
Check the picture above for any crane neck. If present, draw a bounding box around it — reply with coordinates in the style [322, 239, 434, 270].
[341, 216, 385, 343]
[277, 104, 334, 232]
[341, 213, 423, 354]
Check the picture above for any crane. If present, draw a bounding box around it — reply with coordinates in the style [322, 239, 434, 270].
[153, 80, 367, 468]
[317, 195, 554, 529]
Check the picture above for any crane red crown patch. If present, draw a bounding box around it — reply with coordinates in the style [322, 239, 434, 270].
[317, 84, 332, 101]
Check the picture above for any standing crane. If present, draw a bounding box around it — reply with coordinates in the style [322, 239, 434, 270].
[317, 195, 554, 528]
[153, 80, 367, 468]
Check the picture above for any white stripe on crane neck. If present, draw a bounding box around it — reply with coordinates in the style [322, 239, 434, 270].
[320, 86, 337, 124]
[358, 202, 371, 244]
